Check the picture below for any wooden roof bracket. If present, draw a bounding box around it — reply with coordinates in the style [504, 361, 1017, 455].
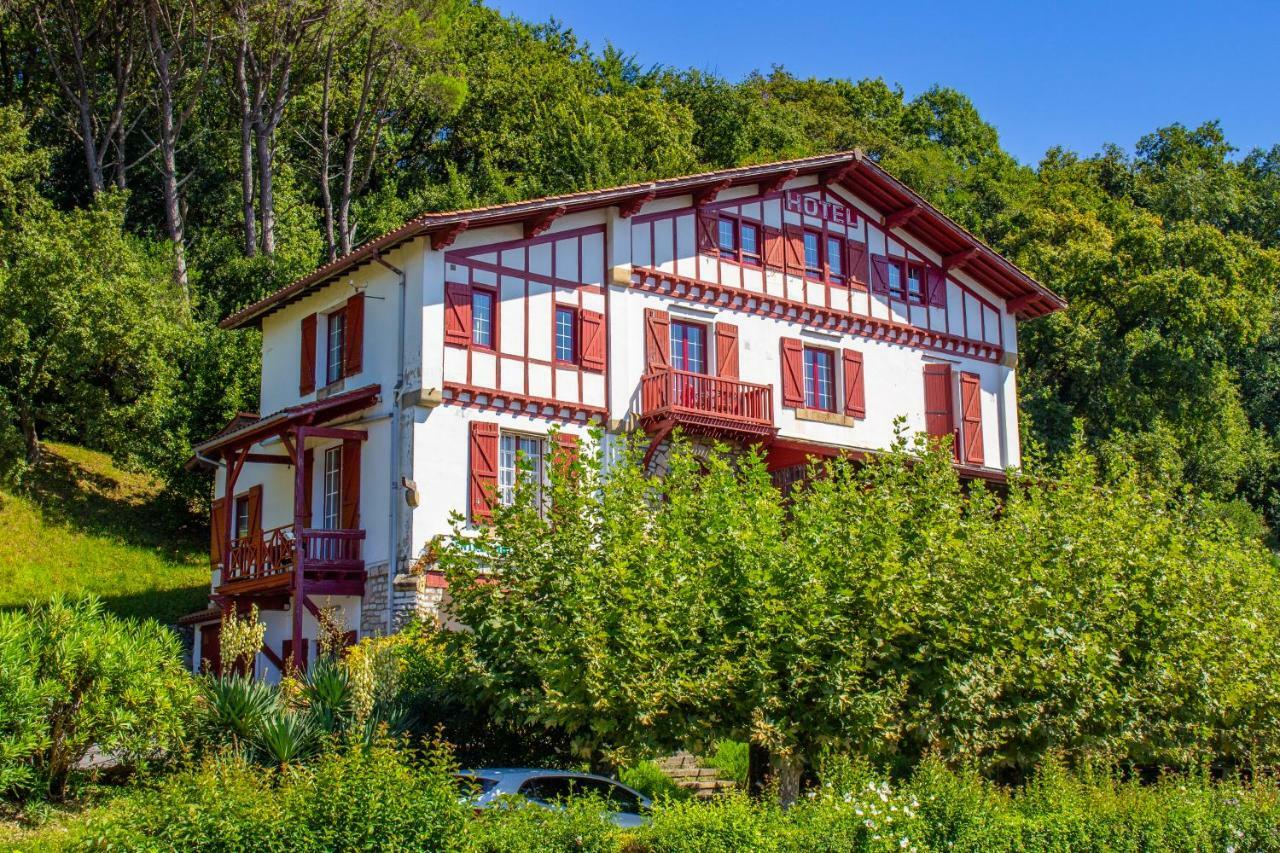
[692, 179, 732, 206]
[759, 168, 798, 196]
[883, 205, 922, 230]
[618, 189, 656, 219]
[942, 247, 981, 271]
[431, 221, 468, 250]
[524, 204, 567, 239]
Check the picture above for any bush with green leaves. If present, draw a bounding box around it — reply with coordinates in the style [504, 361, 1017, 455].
[442, 428, 1280, 800]
[0, 595, 196, 802]
[73, 738, 468, 852]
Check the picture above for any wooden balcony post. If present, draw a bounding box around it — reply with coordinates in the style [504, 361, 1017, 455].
[291, 425, 307, 672]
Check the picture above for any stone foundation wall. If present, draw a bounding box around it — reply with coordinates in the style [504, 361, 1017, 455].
[360, 561, 391, 637]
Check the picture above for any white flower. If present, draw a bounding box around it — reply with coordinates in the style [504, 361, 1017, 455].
[900, 838, 910, 848]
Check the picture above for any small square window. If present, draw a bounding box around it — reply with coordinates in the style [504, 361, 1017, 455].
[740, 223, 760, 265]
[803, 231, 821, 278]
[717, 218, 736, 253]
[326, 309, 346, 385]
[827, 237, 844, 282]
[555, 306, 577, 363]
[803, 347, 836, 412]
[472, 289, 495, 348]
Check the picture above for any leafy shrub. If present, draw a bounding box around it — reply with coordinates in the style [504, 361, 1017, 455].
[620, 760, 690, 802]
[465, 796, 620, 853]
[73, 739, 468, 852]
[634, 792, 780, 852]
[704, 740, 749, 787]
[0, 596, 196, 802]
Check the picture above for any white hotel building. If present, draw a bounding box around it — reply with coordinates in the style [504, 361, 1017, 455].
[183, 151, 1065, 676]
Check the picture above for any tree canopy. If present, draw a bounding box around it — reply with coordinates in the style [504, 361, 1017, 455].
[0, 0, 1278, 531]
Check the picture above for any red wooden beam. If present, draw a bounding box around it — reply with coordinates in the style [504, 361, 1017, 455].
[883, 205, 922, 230]
[279, 433, 297, 466]
[618, 189, 655, 219]
[758, 168, 797, 196]
[692, 179, 732, 206]
[942, 247, 980, 270]
[523, 205, 567, 239]
[820, 162, 857, 186]
[1005, 292, 1041, 313]
[430, 221, 468, 250]
[260, 643, 284, 673]
[245, 453, 292, 465]
[291, 424, 307, 674]
[302, 425, 367, 441]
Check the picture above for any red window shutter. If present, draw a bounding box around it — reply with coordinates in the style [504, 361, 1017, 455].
[869, 255, 890, 295]
[780, 338, 804, 407]
[199, 623, 222, 676]
[469, 420, 499, 523]
[247, 484, 263, 536]
[444, 283, 471, 346]
[210, 498, 227, 566]
[846, 241, 869, 289]
[644, 308, 670, 369]
[555, 431, 579, 466]
[783, 225, 805, 275]
[959, 372, 984, 465]
[579, 309, 606, 372]
[303, 448, 315, 525]
[925, 265, 947, 307]
[696, 210, 718, 253]
[344, 293, 365, 376]
[923, 363, 956, 458]
[299, 313, 317, 394]
[762, 227, 785, 270]
[340, 440, 361, 529]
[842, 350, 865, 419]
[715, 323, 739, 379]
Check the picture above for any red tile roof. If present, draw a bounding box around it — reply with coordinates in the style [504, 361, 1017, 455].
[221, 151, 1064, 329]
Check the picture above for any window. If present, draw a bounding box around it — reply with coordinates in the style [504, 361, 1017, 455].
[906, 263, 924, 303]
[802, 230, 821, 278]
[233, 496, 250, 541]
[471, 288, 495, 348]
[325, 309, 346, 385]
[826, 236, 844, 283]
[554, 306, 577, 364]
[740, 222, 760, 265]
[498, 433, 545, 507]
[803, 347, 836, 411]
[322, 446, 342, 530]
[886, 259, 905, 299]
[670, 320, 707, 374]
[717, 217, 736, 253]
[516, 776, 642, 815]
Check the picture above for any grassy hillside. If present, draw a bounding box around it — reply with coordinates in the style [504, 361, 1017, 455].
[0, 442, 209, 624]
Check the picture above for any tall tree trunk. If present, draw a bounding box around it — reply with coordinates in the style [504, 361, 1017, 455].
[145, 0, 189, 302]
[255, 120, 275, 255]
[771, 752, 805, 808]
[20, 408, 39, 466]
[233, 38, 257, 256]
[76, 98, 106, 195]
[318, 38, 335, 262]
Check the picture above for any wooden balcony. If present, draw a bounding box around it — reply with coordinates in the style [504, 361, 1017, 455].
[217, 524, 366, 596]
[639, 368, 777, 441]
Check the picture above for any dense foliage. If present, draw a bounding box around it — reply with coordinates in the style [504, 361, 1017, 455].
[441, 431, 1280, 796]
[65, 745, 1280, 852]
[0, 596, 195, 801]
[0, 0, 1277, 530]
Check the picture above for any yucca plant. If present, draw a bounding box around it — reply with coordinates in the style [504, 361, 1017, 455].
[204, 675, 278, 745]
[256, 708, 319, 768]
[303, 655, 353, 734]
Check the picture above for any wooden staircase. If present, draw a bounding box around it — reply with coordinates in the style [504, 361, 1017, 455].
[655, 751, 738, 799]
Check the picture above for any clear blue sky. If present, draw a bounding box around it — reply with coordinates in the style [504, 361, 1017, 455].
[492, 0, 1279, 166]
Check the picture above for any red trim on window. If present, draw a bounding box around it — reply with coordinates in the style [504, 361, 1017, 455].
[553, 305, 579, 365]
[444, 283, 471, 346]
[469, 420, 499, 524]
[842, 350, 865, 419]
[696, 209, 718, 253]
[803, 346, 837, 412]
[469, 286, 498, 350]
[715, 322, 739, 379]
[923, 363, 957, 460]
[299, 313, 317, 394]
[644, 308, 670, 369]
[579, 309, 606, 372]
[780, 337, 804, 407]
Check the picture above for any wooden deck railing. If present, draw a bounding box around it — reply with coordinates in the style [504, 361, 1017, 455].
[221, 525, 365, 585]
[640, 368, 774, 427]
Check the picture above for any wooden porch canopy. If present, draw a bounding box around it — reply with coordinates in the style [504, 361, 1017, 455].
[194, 383, 380, 672]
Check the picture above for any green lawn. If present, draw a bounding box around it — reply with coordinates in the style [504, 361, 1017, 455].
[0, 442, 209, 624]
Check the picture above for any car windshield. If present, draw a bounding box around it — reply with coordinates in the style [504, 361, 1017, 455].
[454, 775, 498, 796]
[517, 776, 643, 814]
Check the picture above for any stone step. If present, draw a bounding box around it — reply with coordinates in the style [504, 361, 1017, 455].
[654, 750, 738, 797]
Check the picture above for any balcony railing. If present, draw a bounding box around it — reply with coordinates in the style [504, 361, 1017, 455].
[640, 368, 774, 431]
[221, 524, 365, 587]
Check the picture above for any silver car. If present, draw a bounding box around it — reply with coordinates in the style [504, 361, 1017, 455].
[455, 768, 653, 828]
